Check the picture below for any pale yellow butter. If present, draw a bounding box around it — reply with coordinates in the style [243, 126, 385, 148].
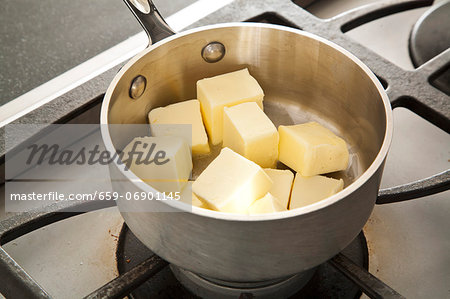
[223, 102, 278, 168]
[122, 136, 192, 193]
[248, 193, 287, 214]
[179, 182, 208, 209]
[278, 122, 349, 176]
[289, 173, 343, 209]
[192, 147, 272, 214]
[191, 193, 207, 208]
[148, 99, 210, 155]
[263, 168, 294, 209]
[197, 68, 264, 145]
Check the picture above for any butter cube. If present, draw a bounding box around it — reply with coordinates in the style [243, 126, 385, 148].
[248, 193, 287, 215]
[264, 169, 294, 209]
[278, 122, 349, 176]
[223, 102, 279, 168]
[289, 173, 344, 209]
[197, 68, 264, 145]
[179, 182, 208, 209]
[191, 193, 207, 208]
[148, 99, 210, 155]
[122, 136, 192, 193]
[192, 147, 272, 214]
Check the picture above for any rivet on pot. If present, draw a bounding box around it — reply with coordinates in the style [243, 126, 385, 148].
[129, 75, 147, 99]
[202, 42, 226, 63]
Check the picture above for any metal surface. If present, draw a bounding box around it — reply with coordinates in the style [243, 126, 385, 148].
[129, 75, 147, 99]
[0, 0, 231, 154]
[0, 0, 198, 107]
[115, 224, 189, 298]
[0, 0, 213, 127]
[0, 249, 50, 299]
[0, 206, 368, 299]
[84, 255, 167, 299]
[329, 254, 404, 299]
[409, 0, 450, 66]
[101, 20, 392, 281]
[123, 0, 175, 45]
[0, 199, 115, 298]
[115, 223, 369, 298]
[201, 42, 226, 63]
[171, 265, 315, 299]
[377, 169, 450, 204]
[99, 0, 450, 284]
[0, 0, 141, 106]
[409, 0, 450, 95]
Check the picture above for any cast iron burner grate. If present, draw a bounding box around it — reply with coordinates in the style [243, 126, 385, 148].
[0, 0, 449, 298]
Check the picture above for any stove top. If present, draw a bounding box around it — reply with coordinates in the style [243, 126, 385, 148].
[115, 225, 367, 299]
[409, 0, 450, 95]
[0, 0, 449, 298]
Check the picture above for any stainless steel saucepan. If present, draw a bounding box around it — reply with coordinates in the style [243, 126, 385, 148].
[100, 0, 393, 282]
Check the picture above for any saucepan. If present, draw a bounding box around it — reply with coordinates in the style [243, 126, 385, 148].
[100, 0, 392, 282]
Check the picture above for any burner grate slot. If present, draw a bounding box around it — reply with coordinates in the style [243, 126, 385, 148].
[246, 12, 301, 29]
[375, 74, 389, 89]
[338, 0, 434, 33]
[429, 65, 450, 96]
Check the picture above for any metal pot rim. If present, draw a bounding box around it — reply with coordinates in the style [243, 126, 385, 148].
[100, 22, 393, 221]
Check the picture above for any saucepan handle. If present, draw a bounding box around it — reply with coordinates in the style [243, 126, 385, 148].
[123, 0, 175, 45]
[377, 170, 449, 204]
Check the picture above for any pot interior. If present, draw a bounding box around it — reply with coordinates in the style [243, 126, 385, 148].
[106, 24, 388, 191]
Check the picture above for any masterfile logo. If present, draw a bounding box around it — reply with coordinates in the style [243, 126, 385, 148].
[25, 141, 171, 171]
[4, 124, 193, 213]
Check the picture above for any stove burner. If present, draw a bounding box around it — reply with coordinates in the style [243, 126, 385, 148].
[116, 224, 368, 298]
[409, 1, 450, 95]
[170, 265, 315, 298]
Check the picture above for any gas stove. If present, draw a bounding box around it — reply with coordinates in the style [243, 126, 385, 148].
[0, 0, 449, 298]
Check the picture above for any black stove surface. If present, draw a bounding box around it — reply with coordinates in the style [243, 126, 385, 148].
[117, 224, 368, 299]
